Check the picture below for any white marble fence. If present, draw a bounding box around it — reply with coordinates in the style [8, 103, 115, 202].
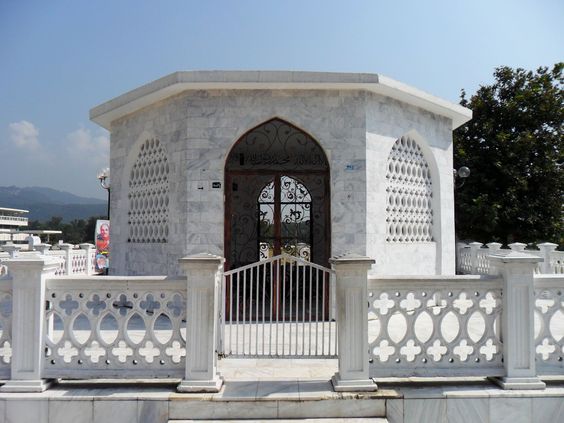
[0, 250, 562, 394]
[457, 241, 564, 275]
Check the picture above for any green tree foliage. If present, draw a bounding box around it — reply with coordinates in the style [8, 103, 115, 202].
[454, 63, 563, 245]
[28, 216, 105, 245]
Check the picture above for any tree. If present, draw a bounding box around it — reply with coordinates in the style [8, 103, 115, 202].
[454, 63, 563, 245]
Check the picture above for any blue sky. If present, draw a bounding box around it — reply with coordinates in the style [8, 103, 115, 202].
[1, 0, 562, 199]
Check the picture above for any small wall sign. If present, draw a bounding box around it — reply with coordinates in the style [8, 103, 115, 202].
[212, 182, 222, 189]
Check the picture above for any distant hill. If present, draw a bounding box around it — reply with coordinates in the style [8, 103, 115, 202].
[0, 186, 107, 222]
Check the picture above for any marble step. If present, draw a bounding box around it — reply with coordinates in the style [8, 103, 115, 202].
[169, 419, 389, 423]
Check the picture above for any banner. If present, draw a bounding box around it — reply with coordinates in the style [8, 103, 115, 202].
[95, 219, 110, 273]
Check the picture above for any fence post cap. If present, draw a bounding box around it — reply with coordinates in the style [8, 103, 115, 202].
[329, 253, 375, 265]
[537, 242, 558, 249]
[486, 242, 503, 249]
[489, 250, 542, 264]
[178, 253, 225, 267]
[79, 243, 95, 250]
[468, 242, 484, 248]
[58, 243, 74, 250]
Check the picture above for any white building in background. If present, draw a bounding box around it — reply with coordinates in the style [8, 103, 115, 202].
[90, 71, 472, 277]
[0, 207, 29, 244]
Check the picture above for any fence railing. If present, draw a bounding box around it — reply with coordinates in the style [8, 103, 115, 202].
[457, 242, 564, 275]
[0, 250, 561, 393]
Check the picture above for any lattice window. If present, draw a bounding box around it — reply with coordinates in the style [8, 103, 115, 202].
[128, 139, 169, 243]
[385, 136, 433, 242]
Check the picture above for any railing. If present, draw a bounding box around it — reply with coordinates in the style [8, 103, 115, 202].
[44, 276, 187, 378]
[457, 242, 564, 275]
[0, 215, 28, 224]
[534, 275, 564, 375]
[0, 276, 12, 379]
[368, 275, 504, 377]
[219, 254, 337, 358]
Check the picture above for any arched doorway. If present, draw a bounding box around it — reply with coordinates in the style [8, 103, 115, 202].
[225, 118, 330, 271]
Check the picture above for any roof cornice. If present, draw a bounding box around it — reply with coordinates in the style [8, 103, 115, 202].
[90, 71, 472, 130]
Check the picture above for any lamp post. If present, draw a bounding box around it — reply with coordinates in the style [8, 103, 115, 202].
[97, 167, 111, 219]
[453, 166, 470, 188]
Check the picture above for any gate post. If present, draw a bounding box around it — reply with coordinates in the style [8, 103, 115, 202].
[177, 253, 224, 393]
[489, 251, 545, 389]
[330, 253, 377, 392]
[0, 255, 61, 392]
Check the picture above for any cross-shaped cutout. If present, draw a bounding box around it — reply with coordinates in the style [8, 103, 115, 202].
[85, 340, 106, 363]
[86, 294, 107, 316]
[112, 340, 133, 362]
[400, 292, 421, 313]
[166, 294, 185, 317]
[453, 292, 473, 315]
[0, 341, 12, 363]
[427, 339, 447, 361]
[165, 340, 186, 363]
[373, 293, 394, 315]
[453, 339, 474, 361]
[60, 294, 79, 316]
[57, 340, 78, 363]
[479, 292, 498, 314]
[140, 294, 161, 316]
[112, 294, 133, 316]
[535, 298, 555, 314]
[536, 338, 556, 360]
[373, 340, 395, 362]
[140, 340, 160, 363]
[479, 338, 498, 361]
[400, 339, 421, 362]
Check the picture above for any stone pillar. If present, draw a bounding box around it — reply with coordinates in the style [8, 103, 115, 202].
[58, 243, 74, 275]
[486, 242, 503, 275]
[79, 243, 95, 275]
[177, 253, 224, 393]
[469, 242, 483, 274]
[537, 243, 557, 274]
[330, 254, 377, 392]
[489, 251, 545, 389]
[0, 256, 61, 392]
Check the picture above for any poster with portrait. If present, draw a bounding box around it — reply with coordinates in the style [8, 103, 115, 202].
[94, 219, 110, 273]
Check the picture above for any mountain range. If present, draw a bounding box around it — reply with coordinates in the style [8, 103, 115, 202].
[0, 186, 107, 222]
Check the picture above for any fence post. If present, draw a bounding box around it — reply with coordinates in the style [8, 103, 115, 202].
[0, 255, 61, 392]
[469, 242, 483, 274]
[79, 243, 95, 275]
[58, 243, 74, 275]
[2, 244, 22, 259]
[508, 242, 527, 252]
[455, 242, 467, 273]
[35, 244, 52, 256]
[489, 251, 545, 389]
[537, 243, 557, 274]
[177, 253, 224, 392]
[330, 253, 377, 392]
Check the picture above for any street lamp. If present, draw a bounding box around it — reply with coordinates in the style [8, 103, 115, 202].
[97, 167, 111, 219]
[453, 166, 470, 188]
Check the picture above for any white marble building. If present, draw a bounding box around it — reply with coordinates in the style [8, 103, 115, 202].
[90, 71, 471, 276]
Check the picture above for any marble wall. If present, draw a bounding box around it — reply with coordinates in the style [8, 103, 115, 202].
[109, 89, 455, 276]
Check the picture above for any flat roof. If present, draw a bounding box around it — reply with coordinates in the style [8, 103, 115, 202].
[90, 71, 472, 130]
[0, 207, 29, 214]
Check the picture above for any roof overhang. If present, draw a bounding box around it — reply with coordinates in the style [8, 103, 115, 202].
[90, 71, 472, 131]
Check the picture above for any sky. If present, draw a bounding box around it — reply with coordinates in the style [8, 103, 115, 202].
[0, 0, 562, 200]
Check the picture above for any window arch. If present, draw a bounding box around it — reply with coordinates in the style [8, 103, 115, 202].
[128, 138, 170, 243]
[385, 136, 433, 242]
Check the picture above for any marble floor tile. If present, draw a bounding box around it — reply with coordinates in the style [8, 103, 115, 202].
[404, 398, 447, 423]
[6, 399, 48, 423]
[489, 397, 532, 423]
[214, 380, 258, 401]
[256, 379, 299, 400]
[93, 400, 138, 423]
[298, 379, 336, 400]
[387, 398, 403, 423]
[277, 398, 386, 419]
[446, 397, 488, 423]
[531, 397, 564, 421]
[169, 399, 278, 420]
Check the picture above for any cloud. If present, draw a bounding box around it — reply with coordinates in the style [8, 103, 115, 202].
[66, 127, 109, 166]
[9, 120, 40, 150]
